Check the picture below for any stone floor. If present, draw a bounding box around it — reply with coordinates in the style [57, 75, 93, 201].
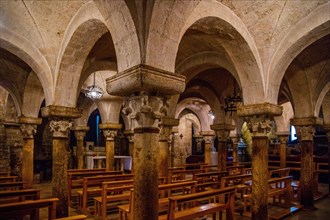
[34, 182, 330, 220]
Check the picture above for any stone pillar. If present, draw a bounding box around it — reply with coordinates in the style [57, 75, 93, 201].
[159, 117, 179, 182]
[201, 131, 214, 166]
[291, 117, 322, 209]
[19, 117, 42, 188]
[211, 124, 234, 171]
[276, 132, 289, 169]
[72, 126, 89, 169]
[99, 123, 122, 171]
[41, 106, 81, 217]
[106, 64, 185, 220]
[0, 123, 10, 172]
[324, 124, 330, 194]
[170, 127, 179, 167]
[124, 130, 134, 172]
[194, 135, 204, 156]
[238, 103, 282, 220]
[230, 134, 239, 163]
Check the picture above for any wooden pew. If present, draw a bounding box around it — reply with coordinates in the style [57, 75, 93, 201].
[243, 176, 293, 217]
[201, 165, 218, 172]
[55, 215, 87, 220]
[225, 165, 244, 175]
[68, 170, 123, 207]
[77, 174, 133, 212]
[291, 170, 321, 201]
[184, 162, 207, 170]
[117, 181, 198, 220]
[0, 188, 40, 204]
[0, 198, 59, 220]
[158, 186, 236, 220]
[0, 172, 10, 177]
[0, 181, 26, 190]
[193, 171, 228, 184]
[268, 168, 291, 178]
[0, 176, 18, 183]
[168, 169, 205, 183]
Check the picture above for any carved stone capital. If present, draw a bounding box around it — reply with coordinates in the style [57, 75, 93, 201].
[72, 126, 89, 141]
[18, 117, 42, 139]
[106, 64, 186, 96]
[276, 131, 290, 144]
[122, 92, 169, 129]
[124, 130, 134, 143]
[211, 124, 234, 142]
[246, 115, 273, 137]
[194, 135, 204, 143]
[237, 102, 282, 117]
[49, 119, 73, 138]
[99, 123, 122, 141]
[291, 117, 323, 141]
[159, 125, 172, 142]
[230, 135, 239, 144]
[215, 130, 230, 142]
[20, 124, 38, 139]
[203, 136, 213, 144]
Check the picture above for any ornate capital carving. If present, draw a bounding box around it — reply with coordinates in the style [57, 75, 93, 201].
[103, 129, 118, 141]
[49, 119, 72, 138]
[203, 135, 213, 144]
[246, 115, 272, 137]
[20, 124, 37, 139]
[122, 92, 169, 129]
[124, 130, 134, 143]
[72, 126, 89, 141]
[159, 125, 172, 142]
[215, 130, 230, 142]
[194, 135, 204, 143]
[295, 125, 315, 141]
[230, 135, 239, 145]
[276, 132, 290, 144]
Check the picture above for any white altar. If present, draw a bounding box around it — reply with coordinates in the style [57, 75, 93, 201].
[86, 155, 132, 171]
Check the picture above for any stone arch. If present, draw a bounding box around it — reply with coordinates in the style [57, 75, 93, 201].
[147, 0, 263, 104]
[315, 82, 330, 117]
[274, 102, 294, 133]
[0, 26, 53, 105]
[21, 71, 44, 118]
[0, 85, 21, 117]
[268, 2, 330, 104]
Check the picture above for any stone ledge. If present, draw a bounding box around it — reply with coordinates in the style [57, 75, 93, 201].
[18, 117, 42, 125]
[98, 123, 122, 130]
[290, 117, 323, 126]
[160, 117, 179, 127]
[71, 126, 90, 131]
[210, 123, 235, 131]
[237, 102, 282, 117]
[41, 105, 82, 119]
[200, 130, 215, 136]
[106, 64, 186, 96]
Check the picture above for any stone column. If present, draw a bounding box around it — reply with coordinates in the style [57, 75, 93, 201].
[276, 132, 290, 169]
[124, 130, 134, 172]
[324, 124, 330, 194]
[106, 64, 185, 220]
[194, 135, 204, 156]
[238, 103, 282, 220]
[72, 126, 89, 169]
[41, 106, 81, 217]
[291, 117, 322, 209]
[0, 123, 10, 173]
[230, 134, 239, 163]
[170, 127, 179, 167]
[211, 124, 234, 171]
[201, 131, 214, 166]
[19, 117, 42, 188]
[159, 117, 179, 182]
[99, 123, 122, 171]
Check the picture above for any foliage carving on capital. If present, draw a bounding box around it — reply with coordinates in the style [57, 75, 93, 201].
[277, 135, 289, 144]
[203, 136, 213, 144]
[247, 115, 272, 136]
[20, 124, 37, 139]
[159, 125, 172, 142]
[295, 125, 314, 141]
[216, 130, 230, 142]
[74, 130, 86, 141]
[49, 119, 72, 138]
[122, 92, 167, 129]
[103, 129, 117, 141]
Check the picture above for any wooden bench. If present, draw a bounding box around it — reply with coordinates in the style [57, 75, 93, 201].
[117, 181, 198, 220]
[201, 165, 218, 172]
[184, 163, 207, 170]
[0, 197, 59, 220]
[225, 165, 244, 175]
[0, 188, 40, 204]
[0, 181, 26, 190]
[68, 170, 123, 207]
[0, 172, 10, 177]
[268, 168, 291, 178]
[0, 176, 18, 183]
[168, 169, 205, 183]
[77, 174, 133, 212]
[193, 171, 228, 184]
[55, 215, 87, 220]
[243, 176, 293, 217]
[291, 170, 321, 201]
[158, 186, 236, 220]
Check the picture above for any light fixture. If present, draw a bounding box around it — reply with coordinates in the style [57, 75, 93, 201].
[224, 78, 242, 116]
[208, 110, 215, 120]
[85, 72, 103, 99]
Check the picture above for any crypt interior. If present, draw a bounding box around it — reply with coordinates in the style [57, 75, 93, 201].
[0, 0, 329, 220]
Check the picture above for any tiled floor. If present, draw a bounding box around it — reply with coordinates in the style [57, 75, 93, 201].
[35, 181, 330, 220]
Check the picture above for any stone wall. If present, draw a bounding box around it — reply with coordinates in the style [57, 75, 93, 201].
[0, 124, 10, 172]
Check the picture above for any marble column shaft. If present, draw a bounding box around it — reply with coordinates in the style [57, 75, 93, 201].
[42, 105, 81, 217]
[230, 135, 239, 163]
[201, 131, 214, 166]
[99, 123, 122, 171]
[19, 117, 42, 188]
[238, 103, 282, 220]
[73, 126, 89, 169]
[291, 117, 322, 209]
